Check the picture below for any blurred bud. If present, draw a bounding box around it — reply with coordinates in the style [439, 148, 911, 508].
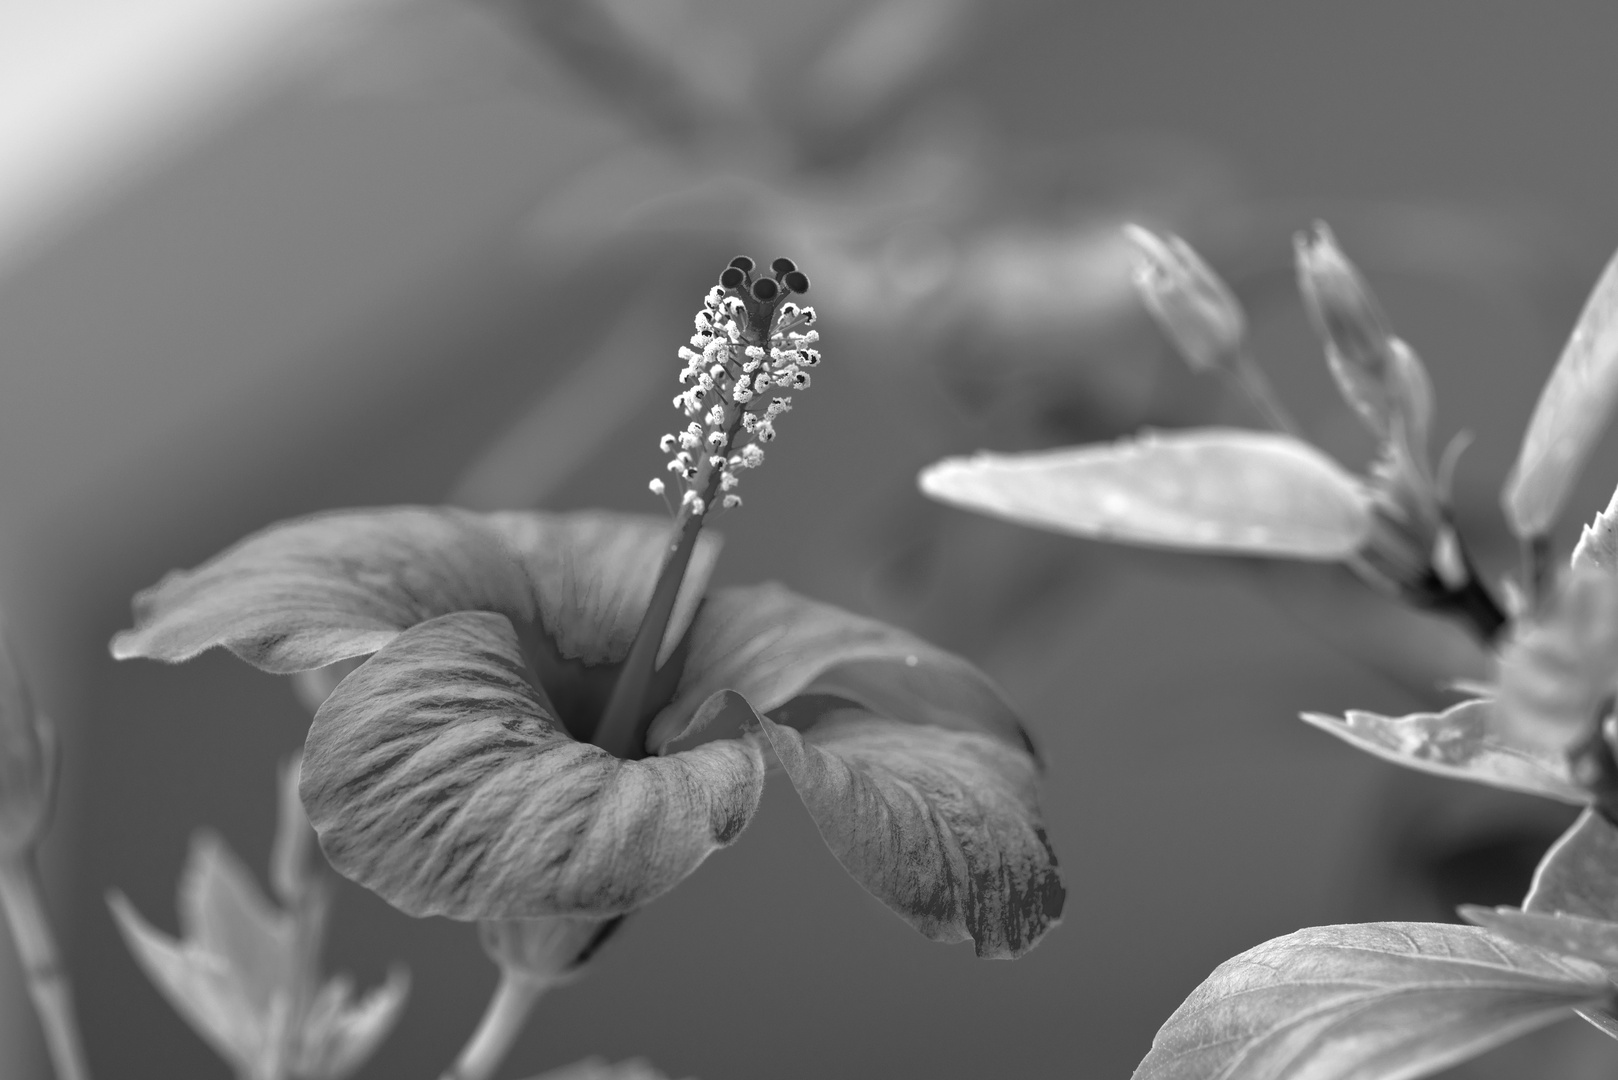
[1502, 242, 1618, 539]
[0, 635, 54, 858]
[479, 914, 622, 987]
[1495, 569, 1618, 757]
[1124, 224, 1246, 372]
[1295, 222, 1434, 449]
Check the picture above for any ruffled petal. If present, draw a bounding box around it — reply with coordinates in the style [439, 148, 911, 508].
[111, 508, 533, 673]
[300, 611, 764, 919]
[756, 711, 1064, 959]
[484, 511, 720, 668]
[648, 584, 1030, 755]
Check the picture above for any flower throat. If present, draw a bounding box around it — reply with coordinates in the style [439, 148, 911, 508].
[591, 257, 817, 760]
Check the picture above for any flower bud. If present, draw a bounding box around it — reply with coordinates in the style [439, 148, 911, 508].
[0, 636, 54, 858]
[479, 915, 622, 986]
[1295, 222, 1433, 449]
[1125, 225, 1246, 372]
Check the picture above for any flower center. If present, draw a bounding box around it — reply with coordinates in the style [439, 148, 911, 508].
[591, 257, 816, 760]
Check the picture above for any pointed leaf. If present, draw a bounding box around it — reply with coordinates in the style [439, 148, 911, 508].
[1300, 699, 1586, 803]
[755, 712, 1064, 959]
[1503, 244, 1618, 538]
[179, 832, 298, 1015]
[919, 428, 1373, 560]
[1524, 810, 1618, 1039]
[1525, 809, 1618, 923]
[111, 508, 533, 673]
[647, 583, 1030, 755]
[107, 892, 258, 1069]
[1572, 484, 1618, 575]
[296, 966, 410, 1080]
[300, 611, 765, 920]
[1133, 922, 1611, 1080]
[1461, 906, 1618, 970]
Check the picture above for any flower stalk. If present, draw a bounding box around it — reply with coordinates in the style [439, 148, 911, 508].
[439, 967, 548, 1080]
[0, 854, 90, 1080]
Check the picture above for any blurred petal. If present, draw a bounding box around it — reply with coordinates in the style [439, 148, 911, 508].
[484, 511, 719, 668]
[1497, 571, 1618, 754]
[107, 892, 257, 1069]
[919, 429, 1373, 560]
[301, 611, 765, 919]
[648, 583, 1029, 754]
[1300, 699, 1586, 803]
[111, 508, 533, 673]
[178, 832, 298, 1014]
[524, 1059, 683, 1080]
[756, 713, 1063, 959]
[1504, 243, 1618, 538]
[296, 966, 410, 1080]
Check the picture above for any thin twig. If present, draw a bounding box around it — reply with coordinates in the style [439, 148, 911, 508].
[439, 966, 547, 1080]
[1229, 349, 1303, 438]
[0, 854, 90, 1080]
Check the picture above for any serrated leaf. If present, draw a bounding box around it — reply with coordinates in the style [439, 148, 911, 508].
[1503, 245, 1618, 538]
[755, 712, 1063, 959]
[1571, 484, 1618, 574]
[1133, 922, 1611, 1080]
[919, 428, 1372, 560]
[1300, 699, 1585, 803]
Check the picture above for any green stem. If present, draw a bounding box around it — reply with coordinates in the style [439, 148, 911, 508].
[439, 967, 547, 1080]
[0, 854, 90, 1080]
[1230, 349, 1302, 438]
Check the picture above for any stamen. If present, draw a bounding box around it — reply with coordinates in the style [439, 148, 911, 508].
[600, 258, 817, 760]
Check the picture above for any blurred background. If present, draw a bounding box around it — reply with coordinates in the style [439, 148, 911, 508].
[5, 0, 1618, 1076]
